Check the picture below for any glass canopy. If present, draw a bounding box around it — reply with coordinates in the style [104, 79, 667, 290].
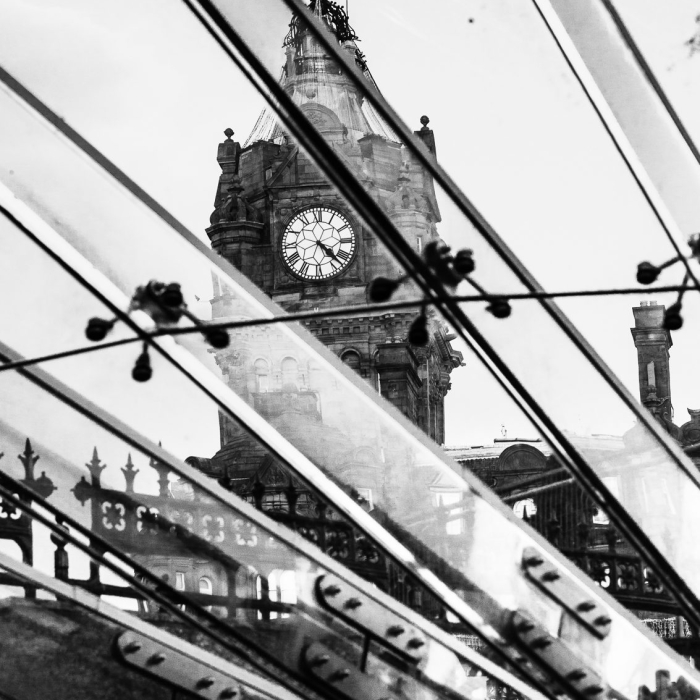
[0, 1, 700, 700]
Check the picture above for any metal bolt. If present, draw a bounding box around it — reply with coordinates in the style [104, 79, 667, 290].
[516, 620, 535, 634]
[594, 616, 611, 627]
[344, 598, 362, 610]
[541, 570, 561, 582]
[407, 638, 425, 649]
[123, 641, 142, 654]
[220, 689, 238, 699]
[577, 601, 596, 612]
[328, 669, 351, 682]
[584, 686, 604, 696]
[523, 555, 544, 568]
[531, 637, 552, 650]
[147, 652, 166, 666]
[566, 670, 587, 682]
[310, 654, 330, 667]
[323, 584, 341, 597]
[386, 625, 405, 637]
[196, 677, 216, 690]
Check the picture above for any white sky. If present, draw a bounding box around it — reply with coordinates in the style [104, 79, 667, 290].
[0, 0, 700, 450]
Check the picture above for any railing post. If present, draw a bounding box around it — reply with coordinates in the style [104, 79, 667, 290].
[51, 518, 70, 582]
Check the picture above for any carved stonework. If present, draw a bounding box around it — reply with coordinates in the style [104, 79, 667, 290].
[209, 176, 260, 225]
[679, 408, 700, 446]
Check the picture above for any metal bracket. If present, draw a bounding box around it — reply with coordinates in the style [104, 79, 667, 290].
[315, 574, 427, 662]
[115, 631, 242, 699]
[511, 611, 608, 698]
[303, 641, 403, 700]
[522, 547, 612, 640]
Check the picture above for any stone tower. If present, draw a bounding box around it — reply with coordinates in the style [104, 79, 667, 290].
[205, 0, 462, 449]
[174, 0, 463, 611]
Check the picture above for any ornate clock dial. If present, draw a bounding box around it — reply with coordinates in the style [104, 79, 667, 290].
[282, 207, 356, 280]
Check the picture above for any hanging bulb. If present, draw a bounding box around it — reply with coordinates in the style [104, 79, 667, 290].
[205, 328, 230, 349]
[161, 282, 184, 308]
[132, 349, 153, 382]
[663, 303, 683, 331]
[688, 233, 700, 260]
[487, 298, 511, 319]
[636, 262, 660, 285]
[369, 277, 400, 302]
[408, 312, 429, 346]
[423, 241, 462, 287]
[85, 317, 115, 342]
[452, 249, 475, 277]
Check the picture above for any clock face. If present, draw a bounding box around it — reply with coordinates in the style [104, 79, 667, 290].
[281, 207, 356, 280]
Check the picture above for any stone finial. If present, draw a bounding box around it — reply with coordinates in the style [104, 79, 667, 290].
[17, 437, 56, 499]
[416, 115, 436, 153]
[122, 454, 139, 493]
[86, 447, 107, 487]
[18, 438, 39, 482]
[150, 444, 171, 498]
[217, 128, 241, 174]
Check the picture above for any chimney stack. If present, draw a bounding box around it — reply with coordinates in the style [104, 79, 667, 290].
[630, 301, 673, 413]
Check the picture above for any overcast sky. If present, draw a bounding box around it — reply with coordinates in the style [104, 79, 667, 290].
[0, 0, 699, 452]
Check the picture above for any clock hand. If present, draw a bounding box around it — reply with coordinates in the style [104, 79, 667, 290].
[316, 240, 338, 259]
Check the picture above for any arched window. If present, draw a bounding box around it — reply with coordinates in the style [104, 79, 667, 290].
[281, 357, 299, 389]
[198, 575, 213, 613]
[341, 350, 361, 375]
[513, 498, 538, 519]
[254, 358, 270, 393]
[268, 569, 297, 620]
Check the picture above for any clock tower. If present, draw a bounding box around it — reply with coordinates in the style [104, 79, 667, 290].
[205, 0, 462, 455]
